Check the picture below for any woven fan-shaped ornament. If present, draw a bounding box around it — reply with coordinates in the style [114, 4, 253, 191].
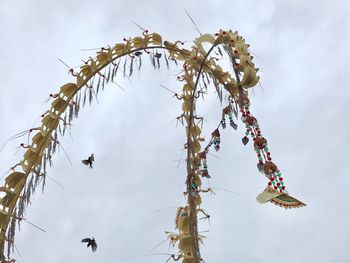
[257, 186, 306, 209]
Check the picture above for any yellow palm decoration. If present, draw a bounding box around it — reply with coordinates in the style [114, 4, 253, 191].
[0, 29, 305, 263]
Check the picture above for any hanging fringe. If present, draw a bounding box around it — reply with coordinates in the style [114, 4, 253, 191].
[41, 173, 46, 193]
[138, 55, 142, 70]
[107, 66, 111, 82]
[68, 103, 74, 123]
[74, 97, 80, 118]
[150, 52, 156, 69]
[96, 76, 101, 95]
[129, 57, 134, 77]
[89, 86, 93, 105]
[123, 57, 127, 77]
[63, 113, 67, 136]
[83, 87, 87, 106]
[112, 60, 120, 80]
[102, 76, 106, 90]
[155, 51, 161, 69]
[164, 50, 169, 69]
[6, 209, 17, 258]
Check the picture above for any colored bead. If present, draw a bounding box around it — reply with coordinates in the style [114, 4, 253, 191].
[230, 121, 238, 130]
[221, 120, 226, 129]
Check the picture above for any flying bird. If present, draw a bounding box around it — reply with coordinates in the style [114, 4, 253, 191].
[82, 153, 94, 168]
[81, 237, 97, 252]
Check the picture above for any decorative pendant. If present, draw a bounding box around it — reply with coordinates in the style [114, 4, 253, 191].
[257, 186, 306, 209]
[221, 117, 226, 129]
[242, 136, 249, 145]
[211, 129, 221, 151]
[199, 151, 211, 178]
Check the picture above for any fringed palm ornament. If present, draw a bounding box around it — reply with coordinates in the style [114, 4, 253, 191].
[0, 29, 305, 262]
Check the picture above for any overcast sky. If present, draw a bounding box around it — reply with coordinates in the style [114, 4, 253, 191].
[1, 0, 350, 262]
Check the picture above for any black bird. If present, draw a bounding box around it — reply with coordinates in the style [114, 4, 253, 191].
[81, 237, 97, 252]
[82, 153, 94, 168]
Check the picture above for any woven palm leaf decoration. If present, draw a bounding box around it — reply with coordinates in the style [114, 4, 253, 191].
[0, 28, 305, 262]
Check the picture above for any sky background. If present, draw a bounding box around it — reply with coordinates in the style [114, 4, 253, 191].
[0, 0, 350, 262]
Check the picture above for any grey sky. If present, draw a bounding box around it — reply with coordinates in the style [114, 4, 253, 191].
[1, 0, 350, 262]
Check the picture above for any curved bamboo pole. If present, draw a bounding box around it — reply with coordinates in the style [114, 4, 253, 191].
[0, 29, 304, 262]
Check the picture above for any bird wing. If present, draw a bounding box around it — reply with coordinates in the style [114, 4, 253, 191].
[81, 238, 91, 243]
[90, 153, 95, 162]
[82, 160, 89, 165]
[91, 241, 97, 252]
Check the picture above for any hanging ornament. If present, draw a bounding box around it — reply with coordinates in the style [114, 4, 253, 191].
[256, 186, 306, 209]
[229, 117, 238, 130]
[211, 129, 221, 151]
[222, 105, 238, 130]
[244, 115, 257, 126]
[242, 136, 249, 145]
[257, 160, 265, 173]
[238, 95, 305, 208]
[220, 115, 226, 129]
[264, 161, 277, 175]
[253, 137, 267, 150]
[198, 151, 210, 178]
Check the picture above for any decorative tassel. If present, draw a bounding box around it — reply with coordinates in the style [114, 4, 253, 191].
[198, 151, 210, 178]
[222, 105, 238, 130]
[229, 118, 237, 130]
[211, 129, 221, 151]
[238, 95, 305, 207]
[220, 115, 226, 129]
